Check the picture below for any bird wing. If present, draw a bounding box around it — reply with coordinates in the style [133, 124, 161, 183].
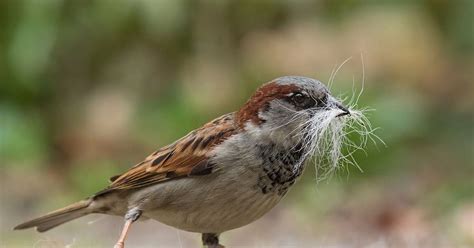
[98, 113, 237, 195]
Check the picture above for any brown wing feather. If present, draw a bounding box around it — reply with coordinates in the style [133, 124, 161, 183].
[101, 113, 237, 194]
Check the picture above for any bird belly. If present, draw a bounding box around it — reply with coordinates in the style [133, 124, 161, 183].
[130, 170, 283, 233]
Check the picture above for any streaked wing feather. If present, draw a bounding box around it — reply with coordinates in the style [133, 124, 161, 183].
[105, 113, 236, 192]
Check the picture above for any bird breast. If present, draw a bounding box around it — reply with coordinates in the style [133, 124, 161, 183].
[129, 131, 305, 233]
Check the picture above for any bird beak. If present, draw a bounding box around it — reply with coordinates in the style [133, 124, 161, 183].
[335, 102, 350, 117]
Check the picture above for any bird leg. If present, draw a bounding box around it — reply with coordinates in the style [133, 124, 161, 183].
[202, 233, 224, 248]
[114, 208, 142, 248]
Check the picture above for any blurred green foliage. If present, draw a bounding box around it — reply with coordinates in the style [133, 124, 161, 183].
[1, 0, 473, 247]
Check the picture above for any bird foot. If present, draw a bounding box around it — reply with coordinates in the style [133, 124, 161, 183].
[114, 241, 124, 248]
[202, 233, 224, 248]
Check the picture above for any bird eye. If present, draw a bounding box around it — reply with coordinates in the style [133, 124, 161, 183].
[290, 93, 316, 109]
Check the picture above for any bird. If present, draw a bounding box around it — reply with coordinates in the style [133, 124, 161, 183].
[14, 76, 352, 247]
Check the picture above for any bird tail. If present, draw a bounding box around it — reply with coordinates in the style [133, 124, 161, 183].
[14, 199, 92, 232]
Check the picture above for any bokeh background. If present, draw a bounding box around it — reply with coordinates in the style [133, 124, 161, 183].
[1, 0, 473, 247]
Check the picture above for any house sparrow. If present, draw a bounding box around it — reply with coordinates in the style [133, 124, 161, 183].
[15, 76, 353, 248]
